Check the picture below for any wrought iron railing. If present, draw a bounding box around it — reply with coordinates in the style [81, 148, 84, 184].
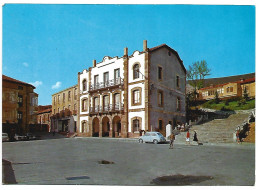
[89, 103, 124, 113]
[89, 78, 124, 91]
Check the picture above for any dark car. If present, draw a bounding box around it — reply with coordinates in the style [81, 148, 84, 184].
[14, 134, 28, 141]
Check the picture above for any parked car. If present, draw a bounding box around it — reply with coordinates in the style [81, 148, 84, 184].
[14, 134, 27, 141]
[2, 133, 9, 142]
[25, 133, 37, 140]
[138, 132, 166, 144]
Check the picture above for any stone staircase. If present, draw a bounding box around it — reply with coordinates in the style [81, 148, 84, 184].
[175, 112, 251, 144]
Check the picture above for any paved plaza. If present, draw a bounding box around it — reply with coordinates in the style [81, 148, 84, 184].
[2, 136, 255, 185]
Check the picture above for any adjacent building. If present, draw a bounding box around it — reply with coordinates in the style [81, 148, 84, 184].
[198, 76, 255, 100]
[77, 40, 186, 138]
[2, 75, 38, 134]
[51, 85, 78, 133]
[36, 105, 52, 132]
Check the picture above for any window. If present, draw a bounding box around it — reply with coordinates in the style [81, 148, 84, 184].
[94, 75, 99, 88]
[74, 104, 77, 111]
[74, 88, 77, 100]
[133, 64, 140, 79]
[158, 66, 162, 80]
[114, 68, 120, 84]
[94, 97, 99, 112]
[227, 87, 230, 93]
[68, 105, 71, 110]
[103, 95, 109, 111]
[18, 112, 22, 120]
[58, 95, 60, 104]
[158, 90, 163, 107]
[177, 97, 181, 111]
[230, 87, 233, 92]
[68, 91, 71, 101]
[18, 86, 23, 90]
[82, 99, 88, 111]
[54, 96, 56, 105]
[176, 75, 180, 88]
[132, 89, 141, 105]
[159, 119, 163, 130]
[104, 72, 109, 87]
[54, 109, 56, 114]
[114, 93, 120, 109]
[133, 119, 140, 132]
[63, 93, 65, 103]
[18, 95, 23, 106]
[58, 108, 60, 113]
[82, 79, 87, 91]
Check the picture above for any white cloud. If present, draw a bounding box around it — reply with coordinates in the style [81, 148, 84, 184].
[30, 81, 43, 87]
[52, 81, 62, 89]
[23, 62, 29, 67]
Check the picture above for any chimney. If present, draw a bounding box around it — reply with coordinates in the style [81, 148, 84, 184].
[143, 40, 148, 51]
[124, 47, 128, 56]
[93, 60, 96, 67]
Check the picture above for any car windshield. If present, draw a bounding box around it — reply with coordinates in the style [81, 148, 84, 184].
[156, 133, 163, 137]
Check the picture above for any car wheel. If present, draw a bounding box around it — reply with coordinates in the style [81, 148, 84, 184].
[153, 139, 158, 144]
[139, 139, 143, 143]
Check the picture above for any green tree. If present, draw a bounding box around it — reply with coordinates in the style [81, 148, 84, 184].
[215, 91, 220, 104]
[187, 60, 211, 106]
[243, 87, 249, 101]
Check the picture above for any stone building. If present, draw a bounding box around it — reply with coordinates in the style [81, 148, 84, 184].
[2, 75, 38, 134]
[36, 105, 52, 132]
[51, 85, 78, 133]
[77, 40, 186, 138]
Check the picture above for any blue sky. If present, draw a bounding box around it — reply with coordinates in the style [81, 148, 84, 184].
[2, 4, 255, 105]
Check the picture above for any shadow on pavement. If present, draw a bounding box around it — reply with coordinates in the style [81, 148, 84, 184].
[2, 159, 17, 184]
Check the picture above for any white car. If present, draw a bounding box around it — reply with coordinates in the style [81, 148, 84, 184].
[138, 132, 166, 144]
[2, 133, 9, 142]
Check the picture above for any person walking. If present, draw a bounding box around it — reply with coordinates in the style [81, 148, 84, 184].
[236, 130, 240, 144]
[169, 132, 175, 149]
[186, 130, 190, 145]
[193, 130, 199, 145]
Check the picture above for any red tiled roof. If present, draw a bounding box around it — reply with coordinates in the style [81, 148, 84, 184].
[236, 77, 255, 84]
[2, 74, 35, 88]
[148, 43, 186, 73]
[199, 77, 255, 91]
[37, 108, 52, 114]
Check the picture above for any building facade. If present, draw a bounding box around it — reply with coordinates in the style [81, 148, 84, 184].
[2, 75, 38, 134]
[198, 77, 255, 100]
[51, 85, 78, 133]
[36, 105, 52, 132]
[78, 40, 186, 138]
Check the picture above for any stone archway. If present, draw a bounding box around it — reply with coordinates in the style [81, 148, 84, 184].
[102, 116, 110, 137]
[92, 117, 99, 137]
[112, 116, 121, 138]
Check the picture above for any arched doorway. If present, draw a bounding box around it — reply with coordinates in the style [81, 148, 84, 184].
[92, 117, 99, 137]
[113, 116, 121, 138]
[102, 116, 110, 137]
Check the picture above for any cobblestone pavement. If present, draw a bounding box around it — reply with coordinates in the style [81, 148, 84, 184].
[2, 137, 255, 185]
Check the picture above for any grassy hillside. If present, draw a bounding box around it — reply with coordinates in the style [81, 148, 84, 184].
[202, 98, 255, 111]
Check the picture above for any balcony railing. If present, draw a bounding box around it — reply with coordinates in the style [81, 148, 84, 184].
[90, 103, 124, 114]
[89, 78, 124, 91]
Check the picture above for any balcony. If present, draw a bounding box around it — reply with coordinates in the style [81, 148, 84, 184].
[89, 78, 124, 92]
[89, 104, 124, 115]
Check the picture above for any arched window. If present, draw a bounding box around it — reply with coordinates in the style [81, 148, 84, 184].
[133, 119, 140, 132]
[82, 79, 87, 91]
[133, 64, 140, 79]
[82, 98, 88, 111]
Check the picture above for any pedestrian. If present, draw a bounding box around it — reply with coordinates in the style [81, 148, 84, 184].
[236, 130, 240, 144]
[186, 130, 190, 145]
[169, 132, 175, 149]
[66, 130, 70, 138]
[193, 130, 199, 145]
